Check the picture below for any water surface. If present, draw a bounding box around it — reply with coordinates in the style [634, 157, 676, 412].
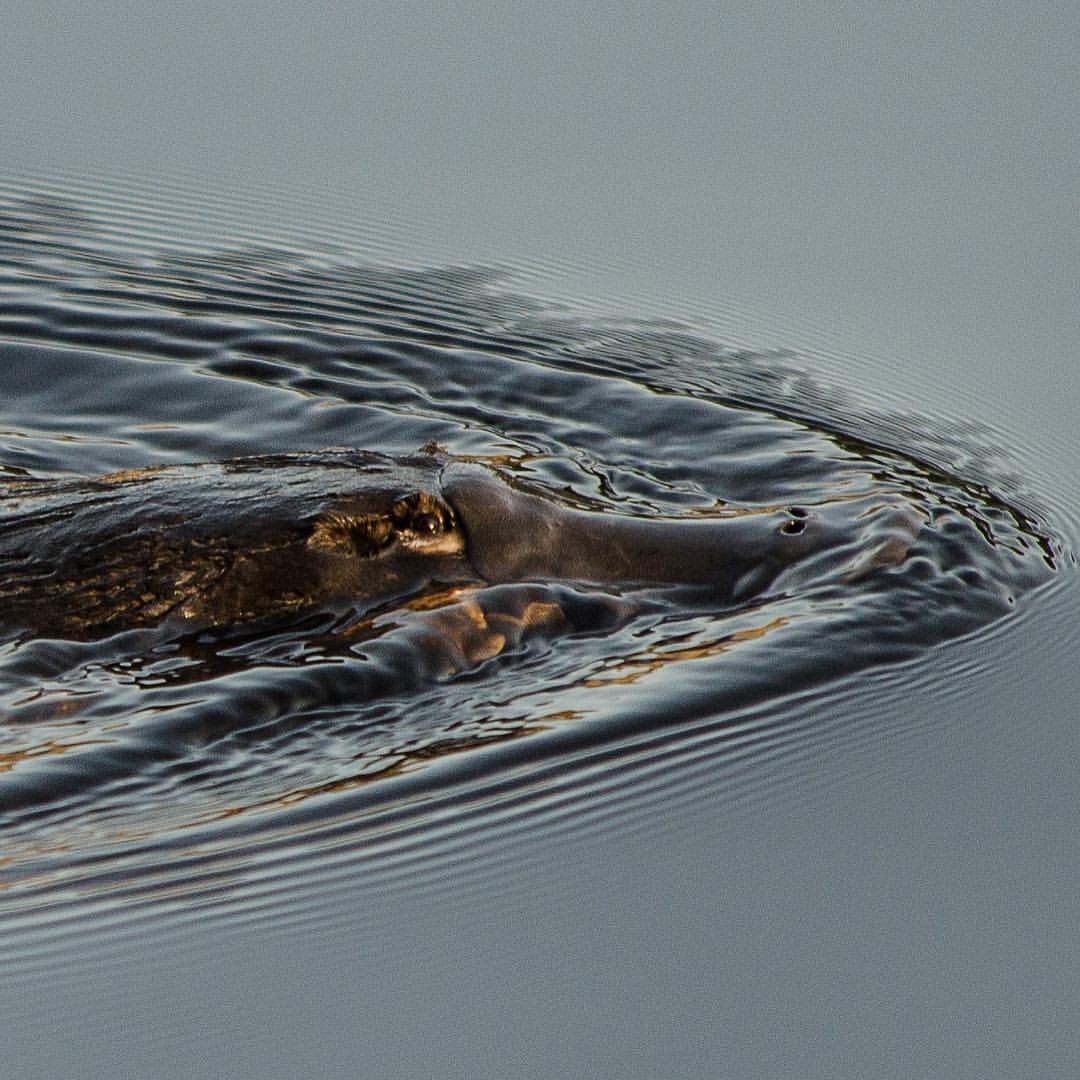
[0, 178, 1063, 970]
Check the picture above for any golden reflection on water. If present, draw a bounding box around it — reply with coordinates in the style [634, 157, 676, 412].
[196, 723, 546, 825]
[0, 734, 113, 773]
[2, 687, 102, 726]
[584, 616, 788, 688]
[0, 723, 548, 871]
[0, 602, 789, 867]
[348, 583, 574, 672]
[0, 582, 786, 874]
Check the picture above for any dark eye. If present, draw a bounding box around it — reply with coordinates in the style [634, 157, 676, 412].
[413, 511, 441, 534]
[391, 493, 453, 538]
[781, 518, 806, 535]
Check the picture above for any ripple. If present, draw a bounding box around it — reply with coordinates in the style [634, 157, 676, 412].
[0, 172, 1067, 965]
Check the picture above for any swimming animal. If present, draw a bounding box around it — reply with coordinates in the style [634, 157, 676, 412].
[0, 448, 920, 641]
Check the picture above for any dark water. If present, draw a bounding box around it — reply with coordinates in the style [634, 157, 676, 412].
[0, 175, 1064, 979]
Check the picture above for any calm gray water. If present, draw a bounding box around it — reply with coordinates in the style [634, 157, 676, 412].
[2, 5, 1079, 1079]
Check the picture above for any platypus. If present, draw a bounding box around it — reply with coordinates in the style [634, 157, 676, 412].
[0, 448, 919, 641]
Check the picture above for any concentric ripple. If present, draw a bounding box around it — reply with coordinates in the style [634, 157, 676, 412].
[0, 176, 1064, 951]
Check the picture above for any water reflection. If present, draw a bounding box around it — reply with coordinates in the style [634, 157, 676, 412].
[0, 179, 1061, 935]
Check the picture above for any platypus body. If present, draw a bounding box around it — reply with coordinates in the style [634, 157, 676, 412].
[0, 449, 918, 641]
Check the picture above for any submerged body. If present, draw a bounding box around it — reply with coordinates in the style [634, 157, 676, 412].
[0, 448, 920, 641]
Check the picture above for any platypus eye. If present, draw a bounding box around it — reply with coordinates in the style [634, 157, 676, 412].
[391, 493, 453, 535]
[412, 511, 441, 534]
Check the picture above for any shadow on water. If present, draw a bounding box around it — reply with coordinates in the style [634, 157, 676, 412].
[0, 181, 1064, 951]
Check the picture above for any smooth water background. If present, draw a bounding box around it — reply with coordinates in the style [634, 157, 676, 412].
[2, 4, 1079, 1078]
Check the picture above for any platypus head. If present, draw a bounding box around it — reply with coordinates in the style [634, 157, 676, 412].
[172, 451, 474, 630]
